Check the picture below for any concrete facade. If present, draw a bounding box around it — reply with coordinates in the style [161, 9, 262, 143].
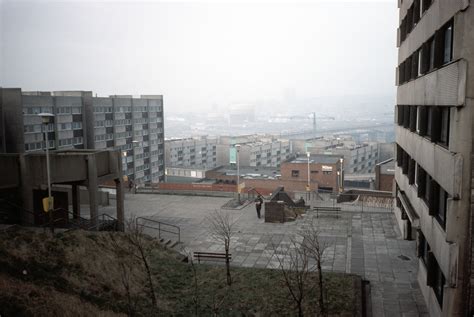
[165, 137, 217, 168]
[293, 136, 381, 174]
[0, 89, 165, 184]
[394, 0, 473, 316]
[216, 135, 292, 168]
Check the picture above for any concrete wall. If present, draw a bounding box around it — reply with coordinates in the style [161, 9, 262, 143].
[1, 89, 24, 153]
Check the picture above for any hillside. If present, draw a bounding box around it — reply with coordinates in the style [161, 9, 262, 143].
[0, 227, 360, 316]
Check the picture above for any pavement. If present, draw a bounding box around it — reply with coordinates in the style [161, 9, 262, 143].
[98, 193, 429, 317]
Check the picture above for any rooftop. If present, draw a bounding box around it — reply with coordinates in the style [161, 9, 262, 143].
[289, 154, 343, 165]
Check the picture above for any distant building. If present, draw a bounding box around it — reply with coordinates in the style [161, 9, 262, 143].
[394, 1, 474, 315]
[293, 136, 380, 174]
[165, 137, 217, 168]
[0, 88, 165, 183]
[216, 135, 292, 168]
[207, 154, 343, 194]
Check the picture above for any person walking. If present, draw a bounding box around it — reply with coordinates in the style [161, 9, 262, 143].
[255, 195, 263, 219]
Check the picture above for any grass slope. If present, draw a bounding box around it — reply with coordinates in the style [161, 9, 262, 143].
[0, 227, 359, 316]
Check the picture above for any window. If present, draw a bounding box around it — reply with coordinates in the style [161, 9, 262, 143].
[439, 108, 450, 147]
[291, 170, 299, 177]
[417, 230, 430, 265]
[427, 252, 445, 308]
[434, 188, 448, 229]
[443, 23, 453, 64]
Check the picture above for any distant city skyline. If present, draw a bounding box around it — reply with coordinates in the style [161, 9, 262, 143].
[1, 0, 398, 113]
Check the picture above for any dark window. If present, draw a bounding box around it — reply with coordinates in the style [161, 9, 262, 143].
[439, 108, 450, 147]
[397, 105, 404, 126]
[402, 151, 409, 175]
[422, 0, 432, 14]
[408, 158, 416, 184]
[411, 51, 419, 80]
[413, 0, 421, 24]
[409, 106, 417, 132]
[435, 188, 448, 229]
[419, 106, 428, 136]
[417, 165, 427, 198]
[417, 230, 430, 265]
[396, 144, 403, 167]
[427, 252, 445, 308]
[426, 107, 433, 138]
[403, 105, 410, 128]
[291, 170, 299, 177]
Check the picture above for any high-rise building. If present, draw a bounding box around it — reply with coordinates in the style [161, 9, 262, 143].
[0, 89, 165, 184]
[394, 0, 473, 315]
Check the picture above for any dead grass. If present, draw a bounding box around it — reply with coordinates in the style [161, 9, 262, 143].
[0, 227, 359, 316]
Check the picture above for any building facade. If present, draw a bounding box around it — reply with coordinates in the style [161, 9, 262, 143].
[165, 137, 217, 168]
[216, 135, 292, 168]
[0, 89, 165, 184]
[394, 0, 473, 316]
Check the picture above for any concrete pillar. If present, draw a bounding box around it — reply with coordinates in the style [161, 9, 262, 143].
[115, 178, 124, 231]
[19, 154, 34, 225]
[72, 184, 80, 219]
[87, 154, 98, 229]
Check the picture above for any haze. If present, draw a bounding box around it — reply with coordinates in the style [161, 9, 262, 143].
[0, 0, 398, 113]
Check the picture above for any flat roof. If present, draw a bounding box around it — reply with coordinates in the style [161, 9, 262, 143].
[289, 154, 343, 165]
[215, 166, 281, 179]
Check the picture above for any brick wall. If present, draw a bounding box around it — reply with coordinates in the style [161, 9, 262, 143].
[280, 161, 338, 190]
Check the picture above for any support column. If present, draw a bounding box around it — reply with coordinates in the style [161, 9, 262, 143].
[72, 184, 80, 219]
[19, 154, 34, 225]
[87, 155, 98, 229]
[115, 178, 124, 231]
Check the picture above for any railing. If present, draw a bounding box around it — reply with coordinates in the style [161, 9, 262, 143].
[136, 217, 180, 243]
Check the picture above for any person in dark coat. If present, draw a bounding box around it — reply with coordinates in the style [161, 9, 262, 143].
[255, 195, 263, 219]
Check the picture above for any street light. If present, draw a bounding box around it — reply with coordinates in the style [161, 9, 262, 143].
[339, 157, 344, 193]
[132, 140, 140, 192]
[38, 112, 55, 233]
[306, 152, 310, 202]
[236, 144, 241, 204]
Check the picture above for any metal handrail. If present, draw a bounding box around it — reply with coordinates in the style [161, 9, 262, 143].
[136, 217, 180, 243]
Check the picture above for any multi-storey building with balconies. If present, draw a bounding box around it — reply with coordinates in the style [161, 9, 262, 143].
[165, 137, 218, 168]
[0, 89, 165, 184]
[394, 0, 473, 315]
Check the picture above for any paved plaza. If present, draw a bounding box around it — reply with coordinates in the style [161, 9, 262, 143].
[101, 193, 428, 316]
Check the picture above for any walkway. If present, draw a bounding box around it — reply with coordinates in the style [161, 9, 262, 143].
[102, 193, 429, 316]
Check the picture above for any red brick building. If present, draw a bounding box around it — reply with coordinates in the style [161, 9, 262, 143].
[374, 158, 394, 192]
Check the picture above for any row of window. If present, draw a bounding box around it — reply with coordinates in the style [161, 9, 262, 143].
[398, 20, 453, 85]
[93, 106, 113, 113]
[25, 140, 55, 151]
[58, 137, 83, 147]
[114, 119, 132, 125]
[397, 105, 450, 148]
[397, 145, 448, 229]
[399, 0, 432, 44]
[24, 106, 82, 115]
[418, 231, 445, 307]
[24, 124, 54, 133]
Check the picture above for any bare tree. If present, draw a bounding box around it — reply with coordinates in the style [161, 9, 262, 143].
[125, 219, 158, 309]
[299, 223, 329, 316]
[207, 210, 235, 286]
[273, 237, 316, 317]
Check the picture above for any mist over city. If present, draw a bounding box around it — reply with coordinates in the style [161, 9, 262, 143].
[1, 0, 472, 316]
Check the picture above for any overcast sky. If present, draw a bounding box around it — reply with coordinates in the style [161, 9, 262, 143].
[0, 0, 398, 113]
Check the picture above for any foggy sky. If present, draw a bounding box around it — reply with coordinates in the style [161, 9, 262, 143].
[0, 0, 398, 113]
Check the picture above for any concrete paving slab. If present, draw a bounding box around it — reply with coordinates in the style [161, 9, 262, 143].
[98, 193, 427, 316]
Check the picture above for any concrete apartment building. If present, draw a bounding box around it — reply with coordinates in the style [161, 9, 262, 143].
[0, 88, 165, 184]
[216, 135, 292, 168]
[294, 137, 380, 174]
[165, 137, 217, 168]
[394, 0, 473, 316]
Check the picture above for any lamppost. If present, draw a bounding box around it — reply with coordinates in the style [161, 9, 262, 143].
[339, 157, 344, 193]
[306, 152, 310, 202]
[38, 112, 55, 233]
[132, 140, 140, 193]
[236, 144, 241, 204]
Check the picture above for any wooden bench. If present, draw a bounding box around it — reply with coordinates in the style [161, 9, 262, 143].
[193, 251, 232, 264]
[313, 206, 341, 212]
